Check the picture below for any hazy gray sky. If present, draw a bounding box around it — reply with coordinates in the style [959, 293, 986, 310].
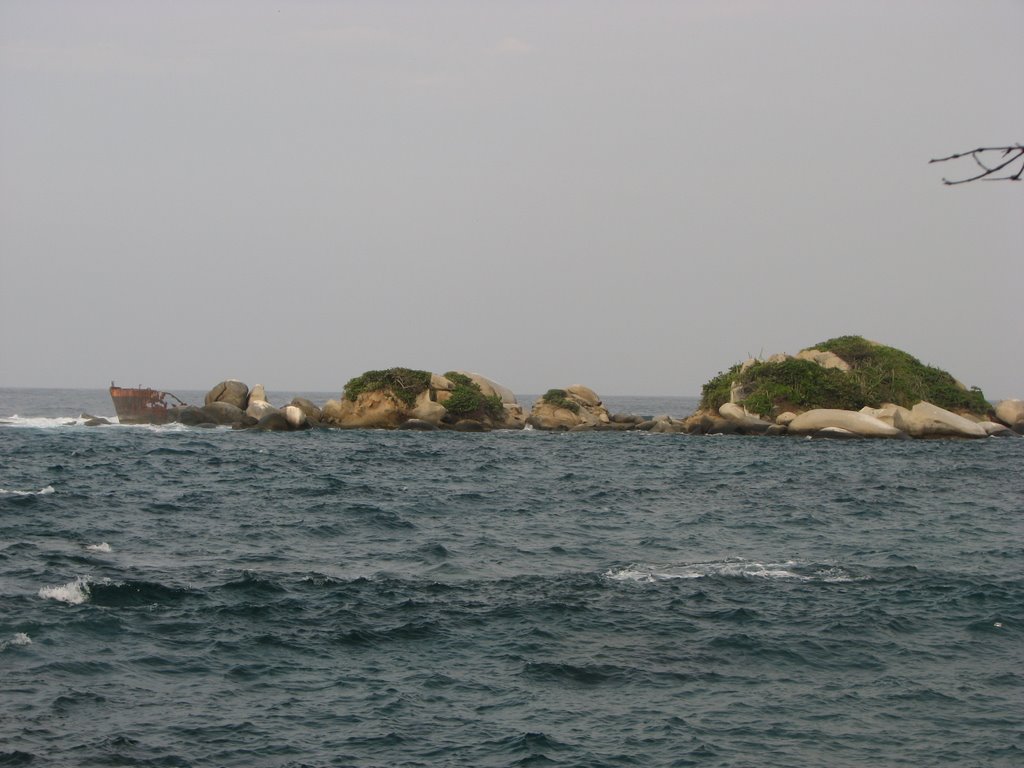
[1, 0, 1021, 398]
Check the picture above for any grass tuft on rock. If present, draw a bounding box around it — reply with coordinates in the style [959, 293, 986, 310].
[701, 335, 990, 416]
[343, 368, 431, 408]
[541, 389, 580, 414]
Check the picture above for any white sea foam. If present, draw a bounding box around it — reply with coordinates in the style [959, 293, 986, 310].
[86, 542, 112, 553]
[605, 559, 857, 584]
[0, 485, 55, 496]
[0, 633, 32, 652]
[38, 576, 90, 604]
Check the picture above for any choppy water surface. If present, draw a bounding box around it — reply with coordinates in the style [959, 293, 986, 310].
[1, 389, 1022, 766]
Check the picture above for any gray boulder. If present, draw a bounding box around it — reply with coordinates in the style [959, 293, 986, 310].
[201, 402, 250, 426]
[205, 380, 249, 410]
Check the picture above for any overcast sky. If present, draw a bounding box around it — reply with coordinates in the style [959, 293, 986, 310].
[1, 0, 1021, 398]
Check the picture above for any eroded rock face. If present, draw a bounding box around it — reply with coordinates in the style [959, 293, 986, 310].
[787, 409, 904, 438]
[527, 386, 611, 430]
[205, 380, 249, 410]
[322, 391, 408, 429]
[995, 399, 1024, 430]
[201, 401, 252, 426]
[893, 402, 987, 439]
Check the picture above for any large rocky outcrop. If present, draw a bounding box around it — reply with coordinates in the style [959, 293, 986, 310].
[322, 368, 525, 430]
[527, 386, 611, 430]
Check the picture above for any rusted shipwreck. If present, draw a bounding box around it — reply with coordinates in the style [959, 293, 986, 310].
[109, 383, 186, 425]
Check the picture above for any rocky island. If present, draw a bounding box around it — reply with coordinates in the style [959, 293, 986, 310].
[128, 335, 1021, 439]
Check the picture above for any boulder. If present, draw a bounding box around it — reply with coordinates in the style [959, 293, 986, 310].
[859, 403, 910, 428]
[527, 386, 611, 430]
[811, 427, 862, 440]
[566, 384, 601, 407]
[995, 399, 1024, 430]
[718, 403, 772, 434]
[499, 403, 528, 430]
[201, 402, 251, 426]
[776, 411, 797, 427]
[452, 371, 518, 405]
[397, 419, 438, 431]
[410, 389, 447, 427]
[787, 409, 905, 438]
[892, 402, 988, 439]
[796, 349, 851, 372]
[452, 419, 489, 432]
[205, 380, 249, 410]
[256, 412, 291, 431]
[246, 401, 278, 421]
[322, 392, 408, 429]
[977, 421, 1017, 437]
[84, 417, 110, 427]
[289, 397, 323, 426]
[282, 405, 308, 429]
[177, 406, 212, 426]
[248, 384, 268, 405]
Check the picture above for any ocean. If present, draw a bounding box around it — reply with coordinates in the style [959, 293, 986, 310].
[1, 388, 1021, 767]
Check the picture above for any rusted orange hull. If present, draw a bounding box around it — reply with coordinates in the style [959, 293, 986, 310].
[109, 385, 173, 424]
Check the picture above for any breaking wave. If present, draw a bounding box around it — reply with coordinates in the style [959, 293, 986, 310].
[604, 559, 859, 583]
[38, 577, 91, 604]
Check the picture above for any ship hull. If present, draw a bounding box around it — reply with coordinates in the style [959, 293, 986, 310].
[109, 386, 173, 425]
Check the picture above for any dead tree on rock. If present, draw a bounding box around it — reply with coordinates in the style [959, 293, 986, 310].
[930, 144, 1024, 185]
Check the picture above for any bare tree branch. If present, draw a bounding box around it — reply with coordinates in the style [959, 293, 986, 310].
[930, 144, 1024, 185]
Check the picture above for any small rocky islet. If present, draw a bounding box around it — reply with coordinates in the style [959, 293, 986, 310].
[135, 336, 1022, 439]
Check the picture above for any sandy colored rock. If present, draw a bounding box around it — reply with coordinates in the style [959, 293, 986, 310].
[321, 392, 408, 429]
[718, 403, 771, 433]
[893, 402, 987, 439]
[776, 411, 797, 427]
[859, 403, 910, 428]
[995, 399, 1024, 428]
[566, 384, 601, 407]
[796, 349, 851, 372]
[787, 409, 904, 438]
[527, 385, 610, 430]
[410, 389, 447, 427]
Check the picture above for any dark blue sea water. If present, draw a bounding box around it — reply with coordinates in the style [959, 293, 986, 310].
[2, 388, 1022, 767]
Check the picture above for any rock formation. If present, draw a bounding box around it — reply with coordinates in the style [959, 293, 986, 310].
[527, 386, 611, 430]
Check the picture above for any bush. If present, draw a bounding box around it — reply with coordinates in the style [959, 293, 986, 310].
[541, 389, 580, 414]
[343, 368, 431, 408]
[442, 372, 504, 420]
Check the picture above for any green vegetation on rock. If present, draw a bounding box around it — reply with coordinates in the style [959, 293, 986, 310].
[442, 372, 504, 420]
[343, 368, 431, 408]
[700, 336, 990, 416]
[541, 389, 580, 414]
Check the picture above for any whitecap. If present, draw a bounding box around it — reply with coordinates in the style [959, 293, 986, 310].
[607, 559, 806, 583]
[85, 542, 112, 553]
[0, 485, 55, 496]
[0, 633, 32, 652]
[38, 576, 90, 605]
[606, 559, 860, 584]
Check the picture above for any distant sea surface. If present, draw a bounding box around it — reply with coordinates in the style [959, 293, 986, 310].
[1, 388, 1021, 767]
